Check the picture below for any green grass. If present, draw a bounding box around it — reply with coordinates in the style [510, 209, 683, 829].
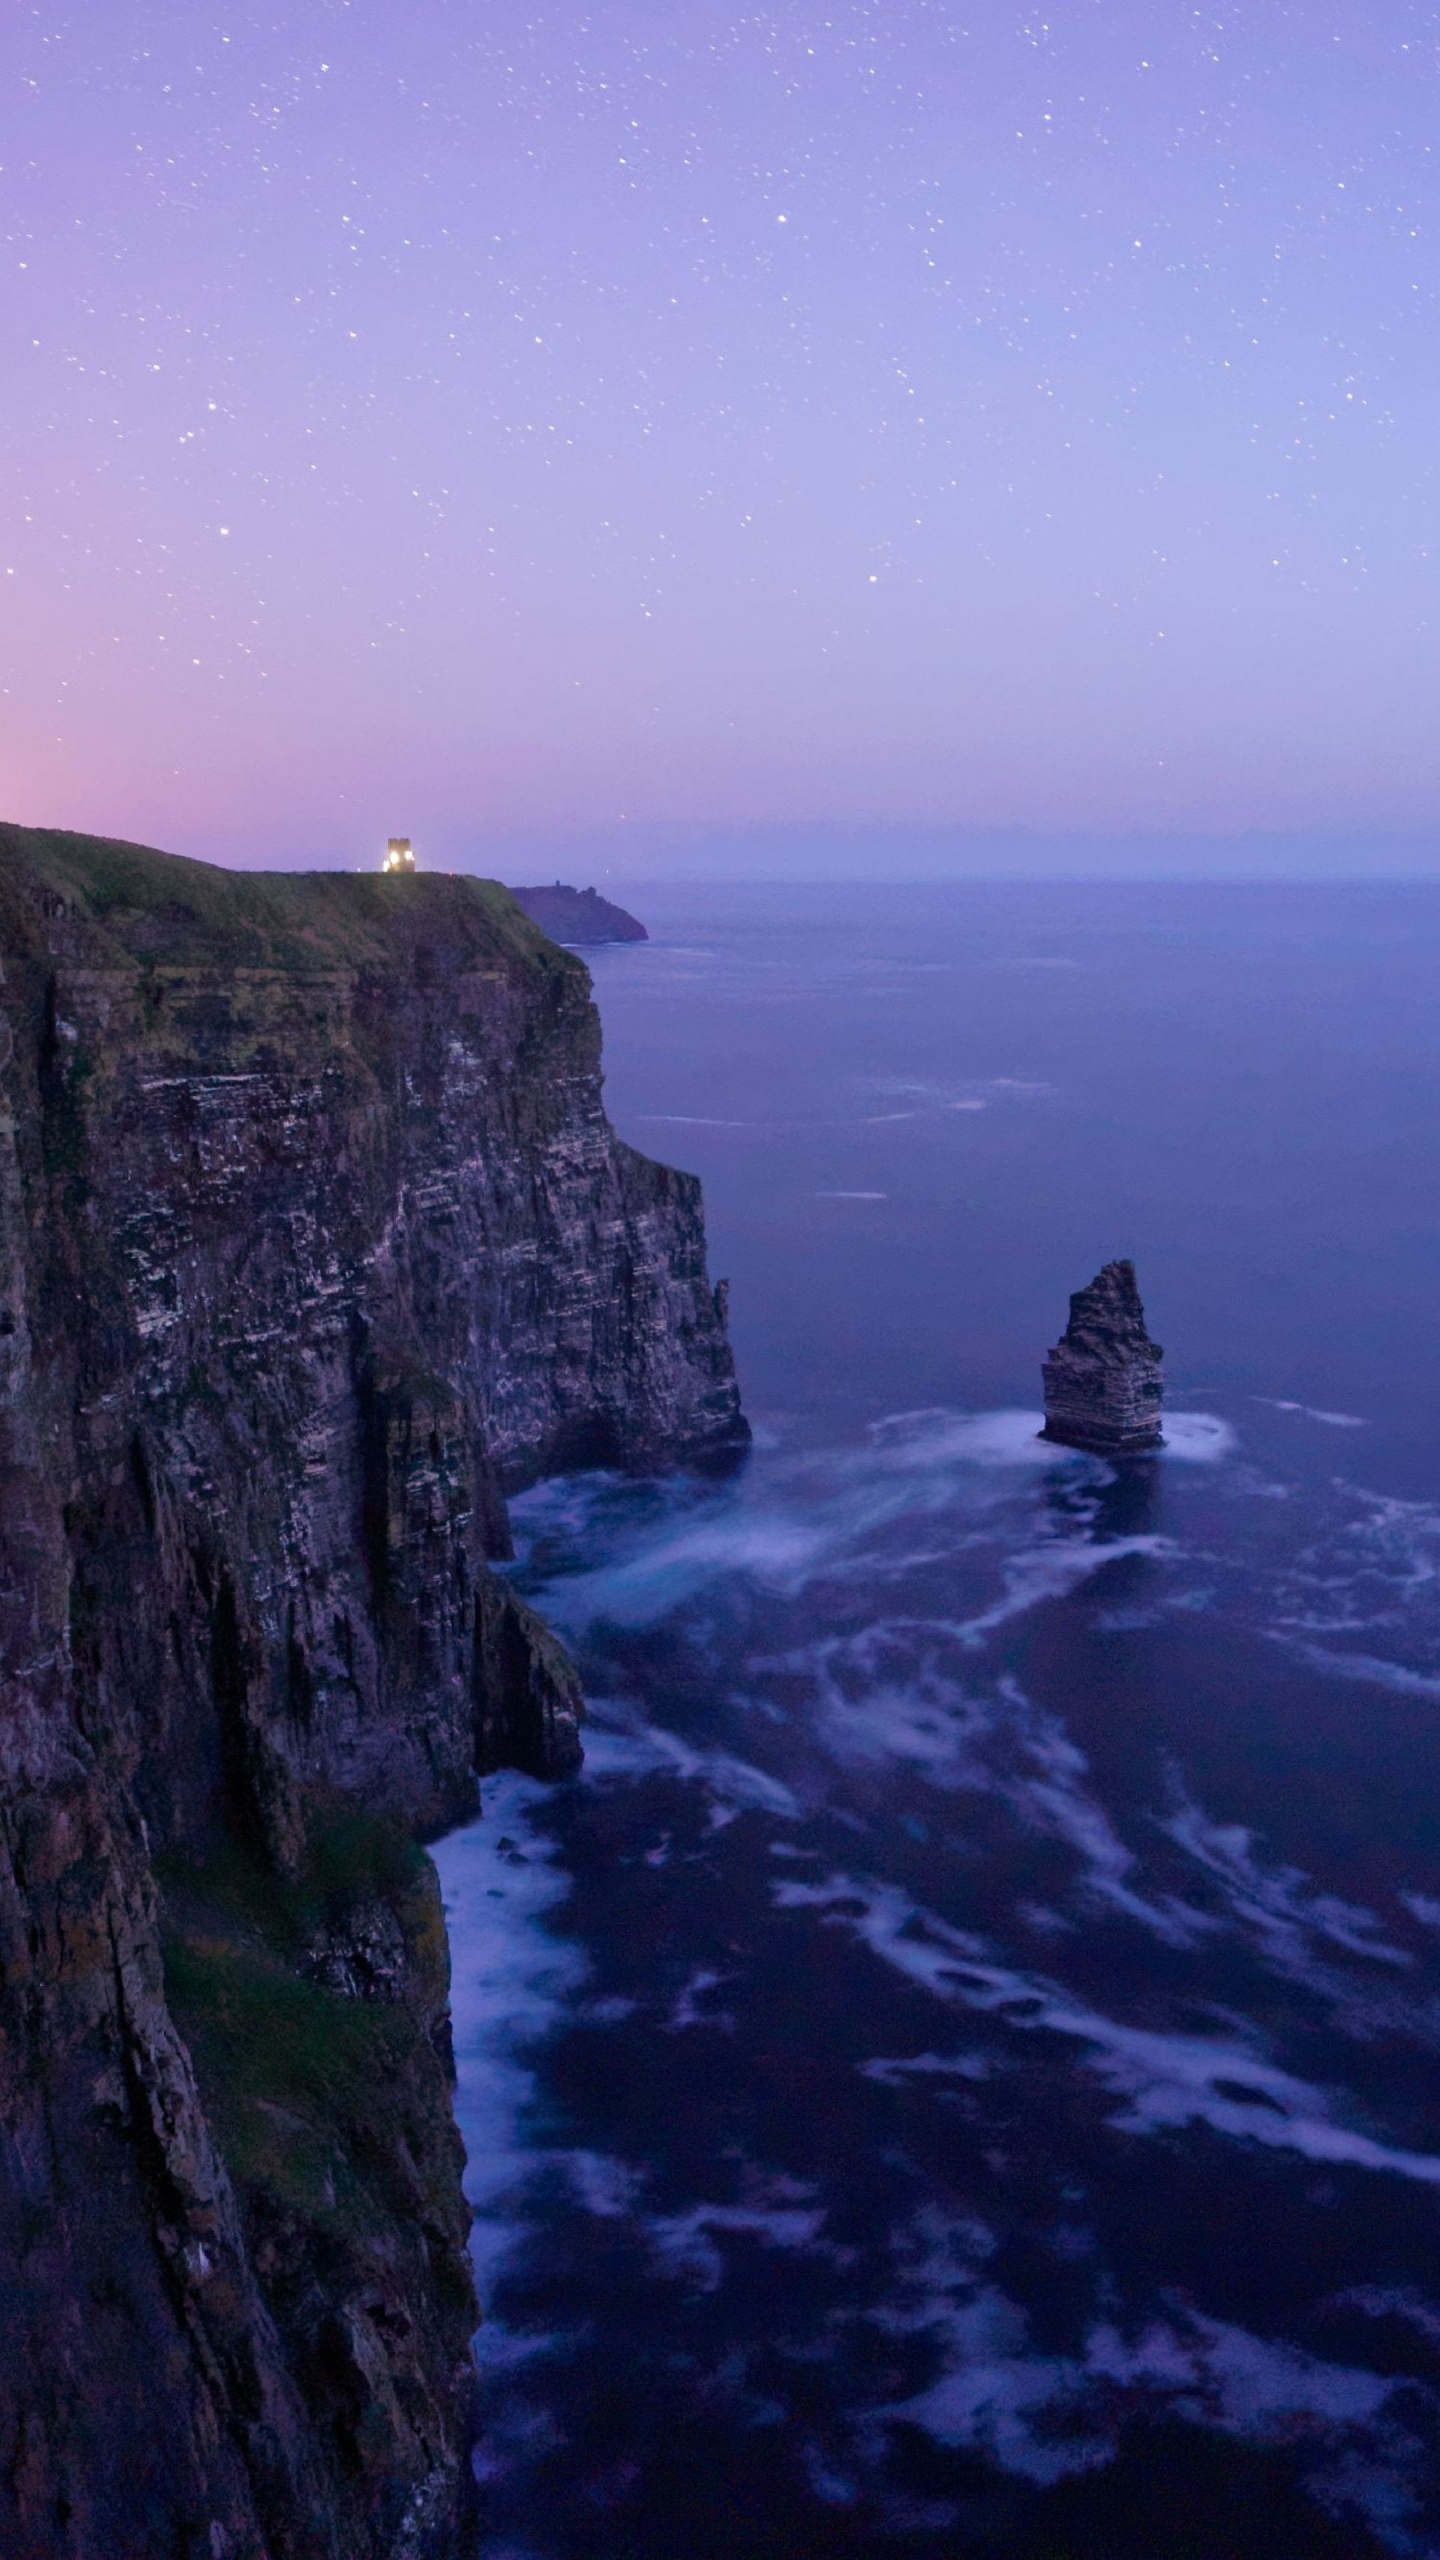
[160, 1806, 444, 2237]
[162, 1802, 424, 1955]
[164, 1929, 410, 2229]
[0, 818, 580, 983]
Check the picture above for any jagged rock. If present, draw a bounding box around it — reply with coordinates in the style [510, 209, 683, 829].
[0, 823, 746, 2560]
[474, 1579, 584, 1779]
[301, 1892, 409, 2000]
[1040, 1260, 1164, 1454]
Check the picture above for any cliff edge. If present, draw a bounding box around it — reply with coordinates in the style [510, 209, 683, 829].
[0, 825, 745, 2559]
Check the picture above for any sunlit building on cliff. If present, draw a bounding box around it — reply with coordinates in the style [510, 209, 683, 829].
[382, 836, 416, 874]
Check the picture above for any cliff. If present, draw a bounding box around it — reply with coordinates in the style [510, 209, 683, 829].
[507, 883, 647, 945]
[0, 825, 745, 2559]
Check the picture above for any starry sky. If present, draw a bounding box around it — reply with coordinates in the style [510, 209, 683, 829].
[3, 3, 1438, 873]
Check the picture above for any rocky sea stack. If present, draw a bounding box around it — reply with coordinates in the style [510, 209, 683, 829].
[1040, 1259, 1165, 1455]
[0, 825, 744, 2560]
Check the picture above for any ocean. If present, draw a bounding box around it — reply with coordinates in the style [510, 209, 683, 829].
[435, 881, 1440, 2558]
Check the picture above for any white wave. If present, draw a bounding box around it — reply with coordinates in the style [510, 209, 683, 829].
[789, 1625, 995, 1784]
[786, 1626, 1195, 1934]
[1276, 1487, 1440, 1651]
[871, 2220, 1406, 2513]
[1015, 1899, 1076, 1936]
[781, 1627, 1418, 1978]
[1161, 1410, 1237, 1461]
[1098, 2308, 1394, 2432]
[866, 1407, 1068, 1471]
[774, 1871, 1440, 2186]
[665, 1965, 739, 2032]
[513, 1402, 1214, 1650]
[887, 2298, 1397, 2488]
[560, 2149, 644, 2219]
[1284, 1641, 1440, 1701]
[440, 1772, 817, 2361]
[817, 1679, 989, 1780]
[861, 2050, 991, 2085]
[1165, 1793, 1416, 1973]
[433, 1776, 589, 2304]
[534, 1506, 832, 1626]
[578, 1699, 800, 1825]
[769, 1630, 1207, 1940]
[1256, 1397, 1369, 1429]
[646, 2199, 831, 2292]
[880, 2290, 1097, 2484]
[815, 1189, 887, 1198]
[520, 1412, 1111, 1632]
[1338, 2285, 1440, 2344]
[1013, 1701, 1204, 1946]
[802, 2442, 860, 2506]
[869, 1405, 1233, 1469]
[952, 1536, 1172, 1648]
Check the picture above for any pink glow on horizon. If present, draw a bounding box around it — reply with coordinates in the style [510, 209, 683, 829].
[3, 3, 1439, 869]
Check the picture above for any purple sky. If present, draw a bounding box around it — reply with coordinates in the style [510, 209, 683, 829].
[3, 3, 1438, 872]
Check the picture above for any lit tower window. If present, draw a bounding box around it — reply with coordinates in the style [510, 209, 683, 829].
[383, 836, 417, 874]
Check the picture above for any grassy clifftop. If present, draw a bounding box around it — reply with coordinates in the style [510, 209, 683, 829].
[0, 821, 579, 983]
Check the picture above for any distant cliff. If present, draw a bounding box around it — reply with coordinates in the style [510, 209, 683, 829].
[507, 882, 647, 945]
[0, 826, 744, 2560]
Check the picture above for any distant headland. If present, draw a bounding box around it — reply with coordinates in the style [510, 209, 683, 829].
[372, 838, 647, 945]
[509, 880, 648, 944]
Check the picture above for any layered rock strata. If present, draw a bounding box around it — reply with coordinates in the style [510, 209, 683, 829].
[0, 824, 744, 2559]
[1040, 1259, 1164, 1454]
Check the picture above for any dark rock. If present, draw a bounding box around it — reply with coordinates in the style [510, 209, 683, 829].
[0, 822, 746, 2560]
[508, 882, 648, 944]
[1040, 1259, 1164, 1454]
[474, 1578, 584, 1779]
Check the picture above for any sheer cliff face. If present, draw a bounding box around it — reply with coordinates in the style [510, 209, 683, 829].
[0, 826, 746, 2560]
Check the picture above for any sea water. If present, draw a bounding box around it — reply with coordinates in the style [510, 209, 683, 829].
[435, 882, 1440, 2557]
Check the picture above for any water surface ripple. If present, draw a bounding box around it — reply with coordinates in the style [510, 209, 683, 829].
[437, 885, 1440, 2558]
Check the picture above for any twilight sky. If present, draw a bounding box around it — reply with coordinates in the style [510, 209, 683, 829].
[2, 2, 1438, 871]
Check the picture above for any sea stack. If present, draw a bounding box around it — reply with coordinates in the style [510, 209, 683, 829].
[1041, 1259, 1165, 1454]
